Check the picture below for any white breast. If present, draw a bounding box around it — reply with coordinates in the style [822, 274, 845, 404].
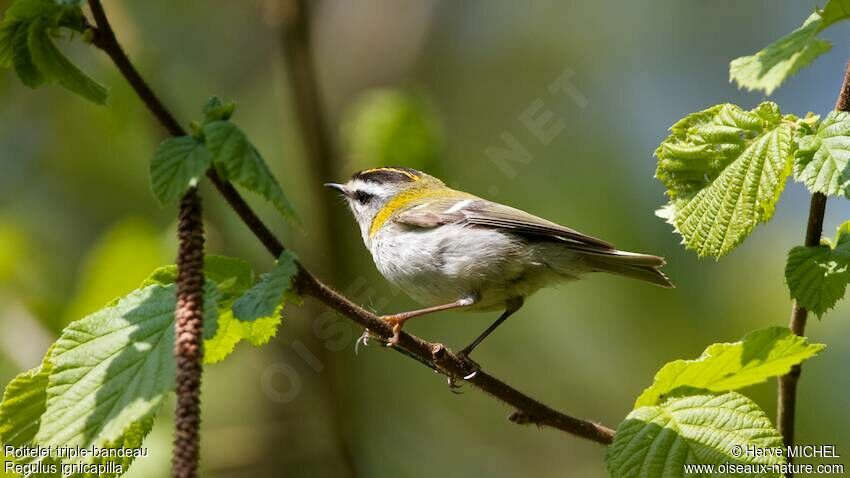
[367, 222, 563, 310]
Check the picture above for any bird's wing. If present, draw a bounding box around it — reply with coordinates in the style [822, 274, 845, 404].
[394, 197, 614, 249]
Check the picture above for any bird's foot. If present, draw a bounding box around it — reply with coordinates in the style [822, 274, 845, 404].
[380, 315, 406, 347]
[455, 349, 481, 380]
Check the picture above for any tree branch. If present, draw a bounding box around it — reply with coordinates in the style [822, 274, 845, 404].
[776, 60, 850, 465]
[86, 0, 615, 446]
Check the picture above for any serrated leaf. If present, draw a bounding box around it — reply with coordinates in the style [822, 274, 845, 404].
[204, 310, 281, 364]
[729, 10, 837, 95]
[786, 221, 850, 316]
[138, 265, 177, 288]
[0, 356, 153, 477]
[607, 392, 785, 478]
[150, 136, 212, 205]
[794, 111, 850, 197]
[0, 359, 52, 448]
[27, 17, 108, 104]
[240, 314, 281, 346]
[656, 102, 794, 258]
[34, 281, 218, 448]
[232, 251, 297, 322]
[635, 327, 824, 407]
[204, 310, 243, 364]
[81, 417, 153, 478]
[202, 120, 298, 222]
[204, 254, 292, 364]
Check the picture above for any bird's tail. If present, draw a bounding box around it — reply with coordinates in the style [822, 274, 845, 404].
[579, 248, 674, 288]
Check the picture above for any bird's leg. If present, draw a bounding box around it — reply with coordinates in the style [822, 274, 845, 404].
[382, 296, 477, 347]
[457, 297, 524, 365]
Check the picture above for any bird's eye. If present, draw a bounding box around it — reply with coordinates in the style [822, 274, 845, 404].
[354, 190, 373, 204]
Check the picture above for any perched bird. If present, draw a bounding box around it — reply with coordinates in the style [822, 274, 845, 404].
[326, 167, 672, 361]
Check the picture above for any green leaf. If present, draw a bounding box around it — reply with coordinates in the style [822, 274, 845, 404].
[794, 111, 850, 197]
[202, 120, 298, 222]
[202, 96, 235, 123]
[0, 21, 22, 68]
[150, 136, 212, 205]
[204, 310, 281, 364]
[201, 255, 253, 303]
[27, 17, 108, 104]
[635, 327, 824, 407]
[136, 255, 273, 363]
[139, 255, 253, 305]
[35, 284, 176, 447]
[785, 221, 850, 316]
[0, 356, 153, 477]
[139, 264, 177, 288]
[136, 270, 221, 338]
[83, 417, 154, 478]
[204, 253, 293, 364]
[0, 359, 52, 448]
[3, 0, 56, 23]
[730, 11, 834, 95]
[607, 392, 785, 478]
[655, 102, 795, 257]
[34, 282, 218, 449]
[232, 251, 298, 322]
[12, 21, 43, 87]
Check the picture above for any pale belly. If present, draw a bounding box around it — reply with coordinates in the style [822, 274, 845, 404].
[368, 223, 582, 310]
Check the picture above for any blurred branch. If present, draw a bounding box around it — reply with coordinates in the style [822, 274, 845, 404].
[776, 61, 849, 460]
[85, 0, 615, 446]
[274, 0, 357, 474]
[278, 0, 336, 184]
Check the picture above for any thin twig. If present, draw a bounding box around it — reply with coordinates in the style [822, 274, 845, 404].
[776, 60, 850, 468]
[173, 189, 205, 478]
[86, 0, 615, 446]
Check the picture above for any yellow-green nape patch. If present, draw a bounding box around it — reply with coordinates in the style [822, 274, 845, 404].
[368, 187, 472, 238]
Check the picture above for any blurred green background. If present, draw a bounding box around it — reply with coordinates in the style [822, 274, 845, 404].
[1, 1, 849, 477]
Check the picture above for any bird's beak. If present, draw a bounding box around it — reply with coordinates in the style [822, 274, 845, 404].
[324, 183, 348, 195]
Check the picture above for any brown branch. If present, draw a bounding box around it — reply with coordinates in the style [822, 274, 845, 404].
[173, 189, 205, 478]
[775, 60, 850, 467]
[86, 0, 615, 446]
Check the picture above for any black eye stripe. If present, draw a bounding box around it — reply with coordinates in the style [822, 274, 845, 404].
[354, 190, 373, 204]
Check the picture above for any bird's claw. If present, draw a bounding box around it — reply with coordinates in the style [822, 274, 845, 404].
[381, 315, 405, 347]
[456, 350, 481, 378]
[445, 350, 480, 390]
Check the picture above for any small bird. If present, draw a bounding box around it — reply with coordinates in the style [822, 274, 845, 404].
[326, 167, 672, 361]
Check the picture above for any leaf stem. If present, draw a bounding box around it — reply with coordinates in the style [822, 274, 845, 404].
[85, 0, 616, 446]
